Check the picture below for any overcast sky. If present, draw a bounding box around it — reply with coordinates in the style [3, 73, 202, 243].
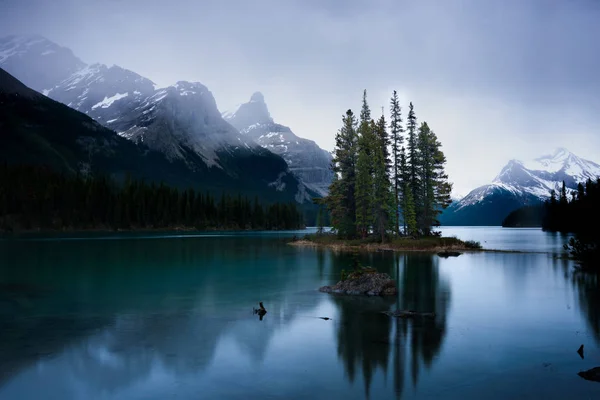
[1, 0, 600, 196]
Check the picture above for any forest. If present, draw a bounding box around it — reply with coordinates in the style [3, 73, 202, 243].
[0, 164, 304, 232]
[324, 90, 452, 240]
[504, 179, 600, 269]
[545, 179, 600, 269]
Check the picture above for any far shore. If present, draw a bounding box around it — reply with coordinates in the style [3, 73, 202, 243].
[0, 225, 307, 236]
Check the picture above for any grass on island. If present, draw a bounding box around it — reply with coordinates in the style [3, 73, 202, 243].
[298, 233, 482, 251]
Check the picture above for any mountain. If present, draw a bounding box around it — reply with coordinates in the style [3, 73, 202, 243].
[0, 67, 314, 204]
[0, 35, 314, 203]
[224, 92, 333, 196]
[440, 148, 600, 226]
[0, 34, 86, 93]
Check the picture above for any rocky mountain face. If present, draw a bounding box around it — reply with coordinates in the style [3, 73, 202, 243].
[0, 34, 86, 94]
[439, 148, 600, 226]
[0, 35, 314, 204]
[224, 92, 333, 196]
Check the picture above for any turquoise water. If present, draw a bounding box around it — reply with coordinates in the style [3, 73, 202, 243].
[0, 228, 598, 399]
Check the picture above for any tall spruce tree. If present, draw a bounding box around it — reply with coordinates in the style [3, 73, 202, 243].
[373, 113, 393, 242]
[416, 122, 452, 235]
[355, 91, 374, 238]
[326, 109, 358, 238]
[399, 146, 417, 236]
[390, 91, 403, 235]
[406, 102, 420, 213]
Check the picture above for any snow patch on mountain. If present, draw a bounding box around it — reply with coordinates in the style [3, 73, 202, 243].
[91, 92, 128, 109]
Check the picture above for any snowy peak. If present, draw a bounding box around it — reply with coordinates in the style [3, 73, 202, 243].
[0, 35, 86, 92]
[442, 148, 600, 224]
[226, 92, 273, 130]
[171, 81, 209, 97]
[250, 91, 265, 103]
[522, 147, 600, 182]
[223, 91, 333, 196]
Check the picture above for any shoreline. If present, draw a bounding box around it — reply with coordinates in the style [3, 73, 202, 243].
[0, 226, 307, 236]
[288, 239, 553, 255]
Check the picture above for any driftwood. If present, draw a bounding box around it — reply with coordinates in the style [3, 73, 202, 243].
[578, 366, 600, 382]
[253, 302, 267, 320]
[382, 310, 436, 319]
[437, 251, 462, 258]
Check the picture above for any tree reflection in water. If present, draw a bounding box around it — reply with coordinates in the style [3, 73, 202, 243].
[331, 252, 450, 399]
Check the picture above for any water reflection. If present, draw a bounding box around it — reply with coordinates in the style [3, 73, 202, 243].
[572, 272, 600, 344]
[2, 232, 600, 399]
[330, 253, 450, 399]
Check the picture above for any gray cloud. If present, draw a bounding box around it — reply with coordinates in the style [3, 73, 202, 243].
[1, 0, 599, 195]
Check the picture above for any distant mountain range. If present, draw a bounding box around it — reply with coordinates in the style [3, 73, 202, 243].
[439, 148, 600, 226]
[223, 92, 333, 196]
[0, 34, 332, 204]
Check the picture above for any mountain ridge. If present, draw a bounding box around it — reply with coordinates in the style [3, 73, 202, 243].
[224, 92, 333, 196]
[440, 148, 600, 226]
[0, 35, 316, 204]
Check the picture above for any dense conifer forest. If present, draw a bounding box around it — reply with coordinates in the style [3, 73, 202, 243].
[325, 90, 452, 240]
[0, 164, 304, 232]
[503, 179, 600, 269]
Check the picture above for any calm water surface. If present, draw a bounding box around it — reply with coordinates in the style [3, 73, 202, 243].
[0, 228, 598, 399]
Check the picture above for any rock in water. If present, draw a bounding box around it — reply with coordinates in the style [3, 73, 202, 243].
[437, 251, 462, 258]
[577, 344, 584, 359]
[319, 269, 396, 296]
[382, 310, 436, 318]
[578, 367, 600, 382]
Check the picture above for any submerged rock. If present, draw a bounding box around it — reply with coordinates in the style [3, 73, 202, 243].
[319, 269, 396, 296]
[578, 366, 600, 382]
[578, 344, 584, 359]
[382, 310, 436, 318]
[437, 251, 462, 258]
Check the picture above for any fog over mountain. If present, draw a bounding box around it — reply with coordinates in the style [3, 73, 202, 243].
[1, 0, 600, 195]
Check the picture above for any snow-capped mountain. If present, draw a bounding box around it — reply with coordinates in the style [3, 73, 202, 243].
[0, 34, 85, 93]
[0, 35, 314, 204]
[439, 148, 600, 226]
[224, 92, 333, 196]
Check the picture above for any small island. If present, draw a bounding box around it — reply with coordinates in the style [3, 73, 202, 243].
[299, 91, 483, 255]
[291, 233, 481, 253]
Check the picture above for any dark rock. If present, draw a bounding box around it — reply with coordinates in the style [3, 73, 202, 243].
[437, 251, 462, 258]
[578, 344, 584, 359]
[319, 269, 397, 296]
[382, 310, 436, 319]
[578, 366, 600, 382]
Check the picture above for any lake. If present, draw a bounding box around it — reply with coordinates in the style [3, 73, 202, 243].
[0, 227, 598, 399]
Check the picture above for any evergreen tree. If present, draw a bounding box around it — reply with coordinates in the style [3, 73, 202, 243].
[326, 110, 358, 238]
[406, 102, 419, 207]
[400, 147, 417, 236]
[389, 91, 403, 235]
[416, 122, 452, 235]
[355, 91, 375, 238]
[373, 113, 393, 242]
[355, 120, 375, 238]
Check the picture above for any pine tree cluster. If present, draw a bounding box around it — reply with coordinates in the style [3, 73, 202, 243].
[326, 90, 452, 240]
[0, 164, 304, 232]
[543, 179, 600, 269]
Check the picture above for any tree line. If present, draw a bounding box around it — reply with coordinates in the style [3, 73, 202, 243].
[325, 90, 452, 240]
[0, 164, 304, 232]
[504, 179, 600, 269]
[544, 179, 599, 269]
